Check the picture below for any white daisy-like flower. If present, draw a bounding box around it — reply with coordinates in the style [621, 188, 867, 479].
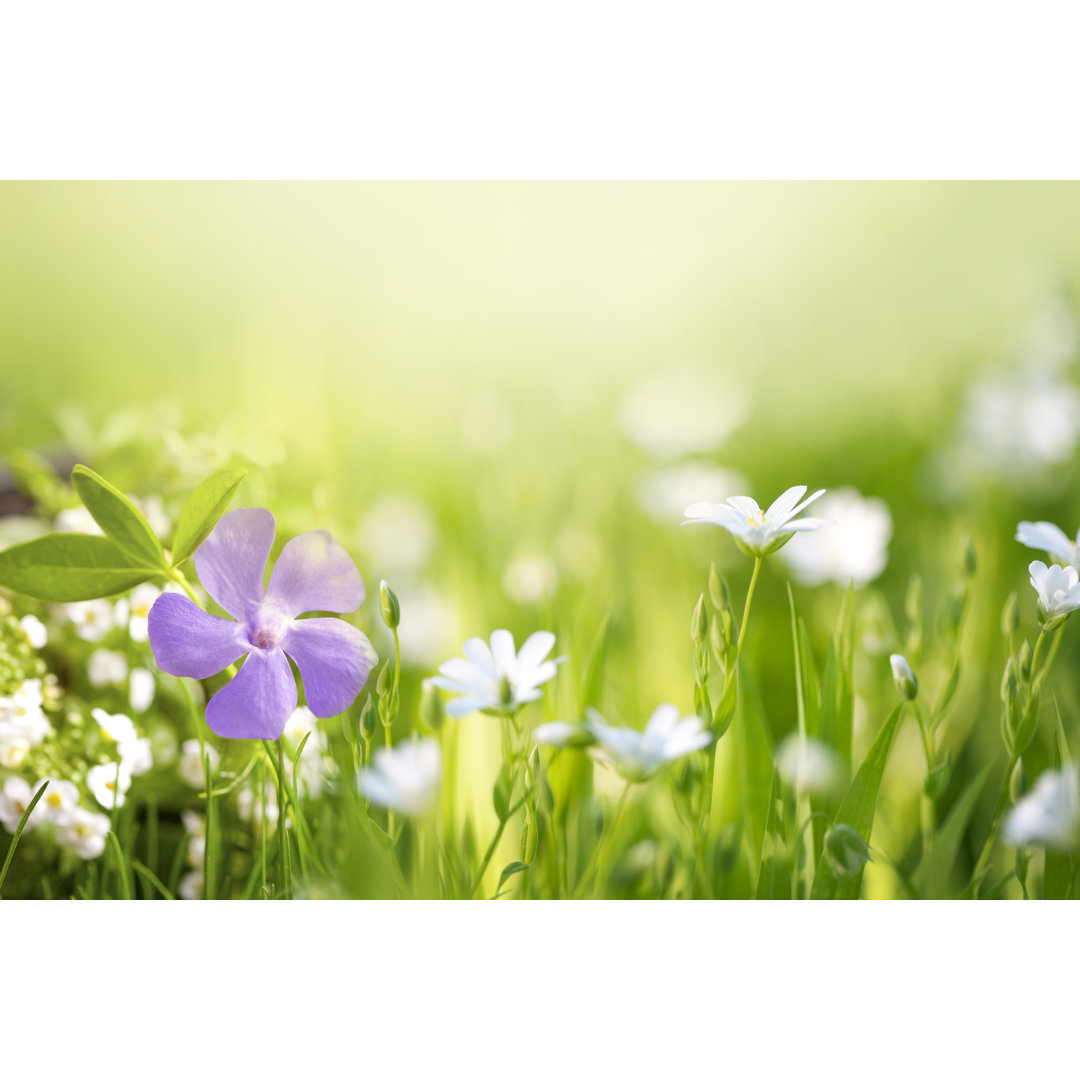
[87, 761, 132, 809]
[432, 629, 563, 718]
[88, 648, 129, 688]
[683, 485, 832, 557]
[63, 598, 117, 642]
[19, 614, 47, 650]
[1017, 521, 1080, 568]
[588, 705, 712, 783]
[1028, 560, 1080, 622]
[777, 488, 892, 587]
[55, 808, 111, 859]
[0, 776, 43, 833]
[178, 869, 204, 900]
[124, 583, 163, 643]
[35, 777, 81, 826]
[359, 739, 442, 816]
[178, 739, 220, 789]
[1005, 766, 1080, 850]
[128, 667, 156, 713]
[0, 680, 51, 751]
[775, 735, 843, 795]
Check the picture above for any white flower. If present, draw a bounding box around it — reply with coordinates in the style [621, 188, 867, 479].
[35, 777, 81, 826]
[87, 761, 132, 809]
[636, 463, 750, 524]
[1028, 560, 1080, 622]
[18, 615, 47, 649]
[92, 707, 151, 775]
[237, 782, 279, 825]
[533, 720, 596, 748]
[124, 583, 163, 643]
[0, 776, 42, 833]
[178, 869, 204, 900]
[359, 739, 441, 816]
[775, 735, 842, 795]
[0, 737, 31, 769]
[777, 488, 892, 587]
[588, 705, 712, 783]
[619, 367, 750, 460]
[1017, 521, 1080, 568]
[502, 553, 558, 604]
[0, 679, 51, 751]
[1005, 767, 1080, 850]
[129, 667, 156, 713]
[63, 598, 117, 642]
[88, 648, 129, 687]
[889, 654, 919, 700]
[178, 739, 220, 789]
[55, 808, 110, 859]
[55, 506, 104, 535]
[683, 485, 831, 557]
[282, 706, 331, 799]
[432, 629, 563, 718]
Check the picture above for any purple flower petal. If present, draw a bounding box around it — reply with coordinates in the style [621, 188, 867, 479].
[282, 617, 377, 718]
[205, 648, 297, 740]
[194, 508, 275, 620]
[264, 530, 365, 617]
[148, 593, 248, 678]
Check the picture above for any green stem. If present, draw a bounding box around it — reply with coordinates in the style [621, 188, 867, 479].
[470, 794, 527, 898]
[970, 749, 1020, 897]
[576, 782, 632, 899]
[0, 781, 49, 897]
[276, 740, 290, 898]
[1031, 624, 1064, 695]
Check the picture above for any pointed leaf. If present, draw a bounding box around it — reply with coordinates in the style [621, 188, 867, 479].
[0, 533, 155, 600]
[493, 861, 530, 899]
[170, 467, 248, 567]
[810, 703, 904, 900]
[71, 464, 166, 568]
[755, 769, 792, 899]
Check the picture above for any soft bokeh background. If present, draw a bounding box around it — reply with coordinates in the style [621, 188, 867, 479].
[5, 181, 1080, 896]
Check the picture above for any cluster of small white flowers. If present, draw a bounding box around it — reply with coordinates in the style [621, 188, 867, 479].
[0, 679, 52, 769]
[87, 709, 152, 809]
[179, 810, 205, 900]
[0, 775, 110, 859]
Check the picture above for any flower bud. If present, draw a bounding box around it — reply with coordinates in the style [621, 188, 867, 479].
[358, 696, 378, 741]
[379, 580, 400, 630]
[924, 752, 952, 800]
[890, 653, 918, 700]
[708, 618, 727, 666]
[825, 824, 871, 876]
[1018, 640, 1033, 684]
[1001, 592, 1020, 638]
[691, 594, 708, 645]
[708, 564, 731, 614]
[419, 678, 444, 733]
[1001, 657, 1017, 705]
[376, 660, 391, 696]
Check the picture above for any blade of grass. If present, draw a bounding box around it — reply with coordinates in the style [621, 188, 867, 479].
[0, 780, 49, 896]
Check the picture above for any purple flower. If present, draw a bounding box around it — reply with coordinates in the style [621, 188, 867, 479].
[148, 508, 377, 740]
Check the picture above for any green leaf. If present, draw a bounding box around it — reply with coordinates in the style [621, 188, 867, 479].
[493, 860, 530, 899]
[914, 761, 993, 898]
[810, 703, 904, 900]
[733, 664, 774, 866]
[71, 464, 167, 569]
[755, 769, 792, 899]
[0, 780, 50, 896]
[170, 467, 248, 567]
[0, 533, 156, 601]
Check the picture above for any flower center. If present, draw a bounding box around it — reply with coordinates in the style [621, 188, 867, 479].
[747, 511, 767, 528]
[248, 607, 290, 651]
[251, 627, 279, 649]
[498, 676, 515, 707]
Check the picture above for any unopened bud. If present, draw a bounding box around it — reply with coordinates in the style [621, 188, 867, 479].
[376, 660, 391, 696]
[691, 594, 708, 645]
[708, 564, 731, 613]
[1018, 640, 1033, 684]
[1001, 657, 1017, 705]
[825, 824, 871, 876]
[358, 696, 377, 741]
[379, 580, 400, 630]
[419, 678, 444, 733]
[1001, 592, 1020, 638]
[890, 653, 918, 701]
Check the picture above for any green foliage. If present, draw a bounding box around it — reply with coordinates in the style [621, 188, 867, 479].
[71, 464, 167, 569]
[0, 533, 155, 600]
[169, 467, 247, 566]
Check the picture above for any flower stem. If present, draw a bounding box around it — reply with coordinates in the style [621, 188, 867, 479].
[970, 748, 1020, 897]
[276, 740, 290, 899]
[469, 793, 527, 898]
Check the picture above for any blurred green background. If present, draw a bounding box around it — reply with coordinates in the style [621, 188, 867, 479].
[4, 181, 1080, 896]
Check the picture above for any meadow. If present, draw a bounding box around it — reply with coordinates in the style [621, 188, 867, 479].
[2, 182, 1080, 899]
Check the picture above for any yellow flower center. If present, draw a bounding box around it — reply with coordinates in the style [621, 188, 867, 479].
[47, 793, 62, 808]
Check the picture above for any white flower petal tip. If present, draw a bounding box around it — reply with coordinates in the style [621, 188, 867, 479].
[434, 629, 561, 717]
[359, 739, 441, 817]
[682, 485, 832, 557]
[1028, 560, 1080, 623]
[1005, 767, 1080, 850]
[585, 705, 711, 783]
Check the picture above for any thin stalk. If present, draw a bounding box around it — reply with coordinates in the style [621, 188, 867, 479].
[970, 749, 1020, 897]
[470, 794, 527, 898]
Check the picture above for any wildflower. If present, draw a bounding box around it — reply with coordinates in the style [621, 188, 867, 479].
[1028, 560, 1080, 623]
[178, 869, 205, 900]
[178, 739, 220, 789]
[0, 776, 42, 833]
[63, 599, 117, 642]
[889, 654, 919, 701]
[19, 614, 47, 649]
[55, 808, 110, 859]
[777, 488, 892, 587]
[1005, 767, 1080, 850]
[683, 485, 831, 557]
[432, 629, 562, 718]
[87, 761, 132, 809]
[0, 680, 51, 762]
[128, 668, 156, 713]
[237, 782, 279, 826]
[124, 583, 163, 643]
[588, 705, 712, 783]
[533, 720, 597, 749]
[775, 734, 843, 795]
[1016, 521, 1080, 568]
[36, 777, 81, 826]
[88, 649, 128, 688]
[359, 739, 442, 816]
[148, 508, 377, 740]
